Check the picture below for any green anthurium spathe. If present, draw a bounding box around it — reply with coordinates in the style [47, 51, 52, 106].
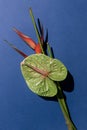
[20, 54, 67, 97]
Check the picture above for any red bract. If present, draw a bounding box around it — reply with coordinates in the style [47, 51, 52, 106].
[13, 28, 42, 54]
[35, 43, 42, 54]
[4, 40, 28, 58]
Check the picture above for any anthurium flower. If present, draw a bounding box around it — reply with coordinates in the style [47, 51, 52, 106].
[13, 28, 42, 54]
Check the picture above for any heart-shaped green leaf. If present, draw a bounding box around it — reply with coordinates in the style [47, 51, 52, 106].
[20, 54, 67, 97]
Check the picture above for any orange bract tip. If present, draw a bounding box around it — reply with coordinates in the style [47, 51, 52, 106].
[35, 44, 42, 53]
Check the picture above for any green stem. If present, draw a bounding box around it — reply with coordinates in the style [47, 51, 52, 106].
[47, 45, 77, 129]
[57, 83, 77, 130]
[29, 8, 44, 54]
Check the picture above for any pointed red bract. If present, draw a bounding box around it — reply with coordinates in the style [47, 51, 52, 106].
[13, 47, 28, 58]
[13, 28, 36, 50]
[4, 40, 28, 58]
[13, 28, 42, 54]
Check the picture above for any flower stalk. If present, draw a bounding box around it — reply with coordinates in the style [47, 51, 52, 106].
[29, 8, 44, 54]
[57, 84, 77, 130]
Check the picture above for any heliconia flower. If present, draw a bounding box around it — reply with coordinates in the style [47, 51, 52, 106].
[13, 28, 42, 54]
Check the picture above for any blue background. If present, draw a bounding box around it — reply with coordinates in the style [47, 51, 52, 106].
[0, 0, 87, 130]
